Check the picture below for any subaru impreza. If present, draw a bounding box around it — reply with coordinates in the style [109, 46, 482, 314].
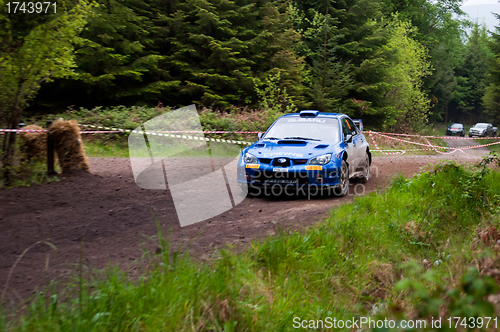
[237, 110, 371, 196]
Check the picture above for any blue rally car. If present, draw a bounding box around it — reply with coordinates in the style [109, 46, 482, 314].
[237, 110, 371, 196]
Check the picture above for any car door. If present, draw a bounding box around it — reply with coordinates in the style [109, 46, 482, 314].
[346, 117, 365, 169]
[341, 117, 358, 174]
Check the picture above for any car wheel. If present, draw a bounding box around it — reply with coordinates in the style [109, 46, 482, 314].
[360, 153, 370, 183]
[334, 160, 349, 197]
[469, 134, 472, 137]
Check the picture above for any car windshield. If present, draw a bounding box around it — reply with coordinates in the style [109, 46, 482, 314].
[475, 124, 488, 128]
[450, 124, 462, 129]
[263, 117, 340, 142]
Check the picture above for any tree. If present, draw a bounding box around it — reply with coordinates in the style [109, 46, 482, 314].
[379, 0, 468, 122]
[381, 19, 432, 132]
[0, 0, 95, 181]
[449, 23, 491, 123]
[484, 14, 500, 124]
[251, 3, 307, 108]
[289, 6, 354, 111]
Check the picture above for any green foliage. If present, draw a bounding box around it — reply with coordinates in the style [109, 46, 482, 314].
[381, 19, 432, 132]
[0, 160, 60, 189]
[14, 0, 488, 133]
[28, 105, 170, 130]
[0, 0, 95, 126]
[0, 0, 96, 183]
[380, 0, 468, 123]
[291, 6, 354, 111]
[74, 0, 178, 104]
[484, 14, 500, 124]
[394, 267, 498, 326]
[254, 72, 296, 126]
[450, 24, 492, 124]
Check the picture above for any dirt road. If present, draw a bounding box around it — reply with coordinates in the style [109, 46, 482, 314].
[442, 136, 492, 157]
[0, 154, 484, 302]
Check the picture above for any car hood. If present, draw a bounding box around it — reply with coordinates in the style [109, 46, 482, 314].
[470, 127, 486, 130]
[244, 139, 343, 159]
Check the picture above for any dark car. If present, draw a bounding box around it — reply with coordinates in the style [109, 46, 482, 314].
[446, 123, 465, 136]
[469, 123, 495, 137]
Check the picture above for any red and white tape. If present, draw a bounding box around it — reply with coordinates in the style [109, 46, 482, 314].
[80, 124, 264, 134]
[362, 130, 500, 140]
[369, 132, 406, 155]
[0, 129, 124, 134]
[370, 131, 500, 154]
[0, 129, 47, 133]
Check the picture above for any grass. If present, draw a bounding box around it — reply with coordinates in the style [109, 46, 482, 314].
[2, 156, 500, 331]
[83, 137, 130, 158]
[0, 160, 60, 189]
[420, 123, 448, 137]
[82, 135, 248, 159]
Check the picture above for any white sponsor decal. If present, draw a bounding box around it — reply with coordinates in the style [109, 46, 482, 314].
[273, 168, 288, 172]
[263, 152, 303, 157]
[287, 118, 326, 123]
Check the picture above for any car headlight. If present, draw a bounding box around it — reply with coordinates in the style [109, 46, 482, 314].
[244, 152, 258, 164]
[308, 153, 332, 165]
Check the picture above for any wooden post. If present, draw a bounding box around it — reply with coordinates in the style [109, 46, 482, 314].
[46, 120, 55, 175]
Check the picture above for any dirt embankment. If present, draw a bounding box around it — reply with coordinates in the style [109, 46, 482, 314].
[0, 154, 483, 302]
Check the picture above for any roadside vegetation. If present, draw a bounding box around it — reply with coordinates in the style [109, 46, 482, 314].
[2, 154, 500, 331]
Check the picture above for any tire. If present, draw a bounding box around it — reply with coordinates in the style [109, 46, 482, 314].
[360, 153, 371, 183]
[334, 160, 349, 197]
[469, 134, 472, 137]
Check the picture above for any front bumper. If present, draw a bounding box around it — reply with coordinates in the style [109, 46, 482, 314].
[447, 130, 463, 136]
[237, 163, 342, 188]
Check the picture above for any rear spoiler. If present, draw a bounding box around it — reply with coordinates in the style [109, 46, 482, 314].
[352, 119, 364, 131]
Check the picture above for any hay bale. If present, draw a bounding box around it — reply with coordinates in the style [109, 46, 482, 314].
[48, 119, 90, 173]
[18, 125, 47, 162]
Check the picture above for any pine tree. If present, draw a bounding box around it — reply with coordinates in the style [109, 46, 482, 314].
[451, 24, 491, 123]
[484, 14, 500, 124]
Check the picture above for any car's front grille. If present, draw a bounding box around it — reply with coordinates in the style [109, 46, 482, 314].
[272, 158, 291, 167]
[253, 170, 309, 184]
[292, 159, 308, 165]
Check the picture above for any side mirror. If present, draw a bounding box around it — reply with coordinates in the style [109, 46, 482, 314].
[345, 134, 353, 143]
[258, 132, 263, 139]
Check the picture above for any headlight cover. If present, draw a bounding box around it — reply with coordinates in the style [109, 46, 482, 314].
[244, 152, 258, 164]
[308, 153, 332, 165]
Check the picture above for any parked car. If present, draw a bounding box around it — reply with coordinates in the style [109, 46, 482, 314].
[446, 123, 465, 136]
[469, 123, 495, 137]
[237, 110, 371, 197]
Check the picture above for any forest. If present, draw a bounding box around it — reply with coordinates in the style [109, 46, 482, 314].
[1, 0, 500, 134]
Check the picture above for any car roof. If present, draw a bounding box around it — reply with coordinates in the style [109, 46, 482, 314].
[475, 123, 490, 125]
[281, 111, 343, 118]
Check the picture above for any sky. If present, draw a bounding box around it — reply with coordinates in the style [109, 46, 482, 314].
[461, 0, 500, 31]
[463, 0, 498, 4]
